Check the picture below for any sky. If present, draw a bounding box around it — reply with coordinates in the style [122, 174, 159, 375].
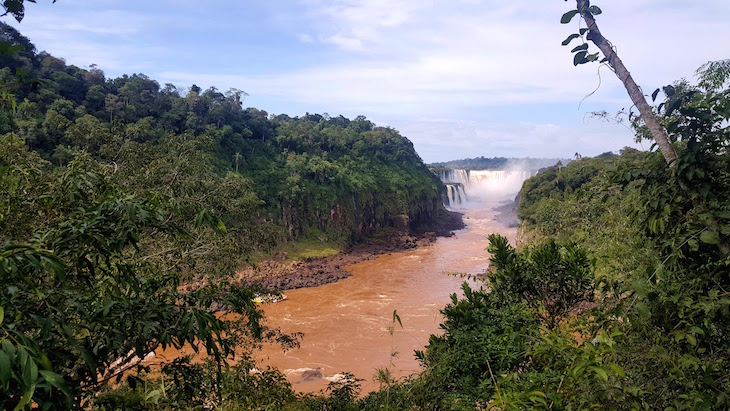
[6, 0, 730, 162]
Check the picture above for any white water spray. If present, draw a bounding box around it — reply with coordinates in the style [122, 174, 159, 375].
[440, 169, 536, 208]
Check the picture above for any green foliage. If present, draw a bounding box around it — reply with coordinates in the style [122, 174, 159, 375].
[487, 234, 594, 328]
[512, 61, 730, 409]
[2, 0, 57, 23]
[0, 137, 296, 409]
[560, 2, 602, 65]
[415, 286, 537, 407]
[607, 70, 730, 409]
[92, 359, 294, 410]
[93, 361, 369, 411]
[385, 64, 729, 408]
[398, 234, 603, 408]
[518, 149, 654, 283]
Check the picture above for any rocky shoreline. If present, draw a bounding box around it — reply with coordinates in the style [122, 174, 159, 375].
[233, 209, 466, 291]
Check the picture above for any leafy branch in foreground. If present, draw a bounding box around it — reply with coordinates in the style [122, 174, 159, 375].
[0, 141, 275, 410]
[1, 0, 57, 23]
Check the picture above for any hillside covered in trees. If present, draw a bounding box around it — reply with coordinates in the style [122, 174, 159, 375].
[0, 22, 448, 277]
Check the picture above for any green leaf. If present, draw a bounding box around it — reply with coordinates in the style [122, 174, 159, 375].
[632, 278, 649, 297]
[145, 389, 161, 403]
[39, 370, 70, 395]
[13, 385, 36, 411]
[1, 44, 24, 55]
[689, 327, 705, 337]
[2, 0, 26, 23]
[0, 306, 4, 325]
[635, 301, 651, 318]
[699, 230, 720, 245]
[38, 352, 51, 370]
[573, 50, 588, 66]
[561, 10, 579, 24]
[651, 88, 660, 102]
[562, 33, 580, 46]
[2, 341, 16, 359]
[590, 366, 609, 381]
[0, 351, 11, 385]
[686, 334, 697, 346]
[392, 310, 402, 328]
[79, 348, 97, 376]
[588, 5, 602, 15]
[22, 356, 38, 387]
[609, 364, 626, 378]
[571, 43, 589, 53]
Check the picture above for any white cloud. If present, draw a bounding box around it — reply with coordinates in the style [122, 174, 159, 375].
[159, 0, 726, 116]
[8, 8, 164, 71]
[322, 33, 363, 51]
[302, 0, 429, 52]
[382, 117, 643, 162]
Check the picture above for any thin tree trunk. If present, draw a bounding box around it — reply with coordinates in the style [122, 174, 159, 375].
[576, 0, 678, 165]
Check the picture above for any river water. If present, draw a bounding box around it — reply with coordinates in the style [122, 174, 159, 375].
[254, 204, 516, 394]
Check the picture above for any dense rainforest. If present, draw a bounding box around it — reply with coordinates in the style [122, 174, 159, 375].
[2, 8, 730, 411]
[0, 21, 446, 277]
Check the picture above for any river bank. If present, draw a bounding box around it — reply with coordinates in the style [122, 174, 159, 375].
[231, 209, 466, 291]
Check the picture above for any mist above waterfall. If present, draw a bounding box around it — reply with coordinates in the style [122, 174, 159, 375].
[467, 170, 534, 201]
[437, 159, 558, 208]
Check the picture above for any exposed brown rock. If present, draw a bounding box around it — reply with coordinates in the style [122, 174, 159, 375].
[234, 211, 464, 291]
[300, 368, 323, 381]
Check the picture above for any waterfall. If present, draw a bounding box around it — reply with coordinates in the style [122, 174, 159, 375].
[440, 169, 536, 208]
[444, 183, 467, 207]
[439, 169, 471, 188]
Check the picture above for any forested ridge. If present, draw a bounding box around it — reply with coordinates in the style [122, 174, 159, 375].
[0, 22, 445, 277]
[0, 23, 449, 409]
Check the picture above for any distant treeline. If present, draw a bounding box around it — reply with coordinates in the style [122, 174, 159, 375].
[429, 156, 567, 171]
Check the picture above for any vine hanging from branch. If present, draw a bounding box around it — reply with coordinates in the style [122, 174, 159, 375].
[560, 0, 679, 165]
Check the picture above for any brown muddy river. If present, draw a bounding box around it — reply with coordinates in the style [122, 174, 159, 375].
[254, 205, 516, 394]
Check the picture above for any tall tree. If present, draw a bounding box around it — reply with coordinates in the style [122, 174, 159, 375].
[561, 1, 679, 165]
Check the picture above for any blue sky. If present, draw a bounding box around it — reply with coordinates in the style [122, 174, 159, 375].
[7, 0, 730, 162]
